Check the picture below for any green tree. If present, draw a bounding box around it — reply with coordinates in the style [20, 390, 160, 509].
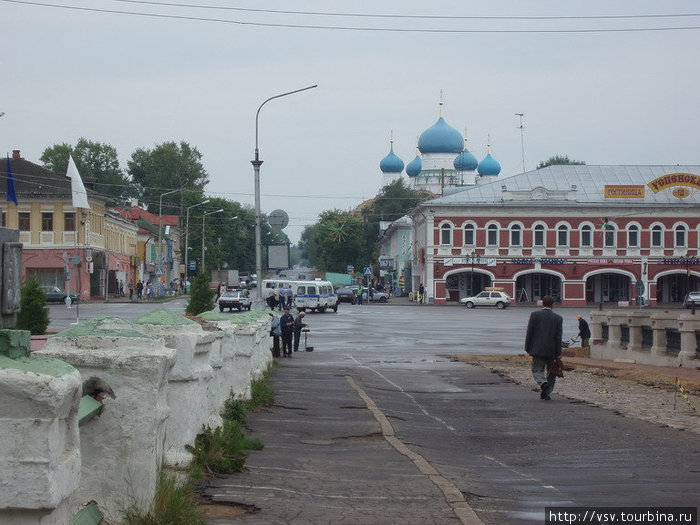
[186, 272, 216, 315]
[537, 155, 586, 169]
[16, 278, 50, 335]
[40, 138, 132, 203]
[128, 141, 209, 217]
[299, 210, 370, 273]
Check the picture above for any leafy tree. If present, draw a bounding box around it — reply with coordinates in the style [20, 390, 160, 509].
[128, 141, 209, 217]
[537, 155, 586, 169]
[186, 272, 216, 315]
[16, 278, 50, 335]
[299, 210, 370, 273]
[40, 138, 132, 202]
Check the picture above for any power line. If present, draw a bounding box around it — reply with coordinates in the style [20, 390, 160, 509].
[3, 0, 700, 33]
[108, 0, 700, 22]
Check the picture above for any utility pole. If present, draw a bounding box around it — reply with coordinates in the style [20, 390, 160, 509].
[515, 113, 525, 173]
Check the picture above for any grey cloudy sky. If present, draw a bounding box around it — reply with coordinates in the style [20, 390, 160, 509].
[2, 0, 699, 243]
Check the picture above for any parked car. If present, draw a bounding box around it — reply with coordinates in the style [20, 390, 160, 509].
[460, 290, 512, 309]
[683, 291, 700, 308]
[218, 290, 252, 312]
[362, 288, 389, 303]
[42, 286, 80, 304]
[336, 286, 358, 304]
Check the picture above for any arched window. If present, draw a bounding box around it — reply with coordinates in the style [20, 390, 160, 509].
[463, 224, 475, 246]
[510, 224, 521, 246]
[440, 223, 452, 246]
[487, 224, 498, 246]
[627, 225, 639, 248]
[580, 225, 592, 247]
[533, 224, 545, 246]
[675, 225, 687, 247]
[557, 225, 569, 247]
[604, 225, 616, 247]
[651, 225, 663, 247]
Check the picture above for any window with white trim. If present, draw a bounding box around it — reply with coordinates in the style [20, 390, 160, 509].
[463, 224, 475, 246]
[580, 225, 592, 247]
[487, 224, 498, 246]
[440, 223, 452, 246]
[510, 224, 521, 246]
[675, 225, 687, 247]
[627, 225, 639, 248]
[557, 225, 569, 247]
[534, 224, 545, 247]
[651, 225, 663, 247]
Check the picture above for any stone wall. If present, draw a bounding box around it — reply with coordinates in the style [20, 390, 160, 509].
[1, 310, 272, 524]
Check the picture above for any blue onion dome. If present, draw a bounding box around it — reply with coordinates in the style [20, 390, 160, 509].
[477, 149, 501, 176]
[406, 149, 422, 177]
[454, 139, 479, 171]
[418, 103, 463, 154]
[379, 141, 404, 173]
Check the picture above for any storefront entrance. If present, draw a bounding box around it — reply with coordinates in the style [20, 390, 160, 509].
[446, 271, 492, 301]
[515, 273, 562, 303]
[656, 273, 699, 304]
[585, 273, 632, 303]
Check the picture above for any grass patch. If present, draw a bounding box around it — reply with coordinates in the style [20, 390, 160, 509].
[121, 468, 206, 525]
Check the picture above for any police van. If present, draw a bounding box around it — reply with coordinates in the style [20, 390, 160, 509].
[292, 279, 338, 313]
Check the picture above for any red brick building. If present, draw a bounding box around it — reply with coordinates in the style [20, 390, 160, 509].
[410, 165, 700, 306]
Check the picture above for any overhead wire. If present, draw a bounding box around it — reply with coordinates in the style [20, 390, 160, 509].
[2, 0, 700, 33]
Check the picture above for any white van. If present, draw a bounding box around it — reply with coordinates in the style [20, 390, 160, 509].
[293, 279, 338, 313]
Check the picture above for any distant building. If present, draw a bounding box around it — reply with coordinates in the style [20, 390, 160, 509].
[0, 150, 138, 299]
[378, 216, 414, 295]
[409, 165, 700, 306]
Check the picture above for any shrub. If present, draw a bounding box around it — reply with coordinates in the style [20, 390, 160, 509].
[186, 272, 215, 315]
[16, 278, 50, 335]
[187, 422, 262, 478]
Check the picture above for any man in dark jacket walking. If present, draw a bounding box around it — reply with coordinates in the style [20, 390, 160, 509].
[280, 308, 295, 358]
[577, 315, 591, 347]
[525, 295, 563, 400]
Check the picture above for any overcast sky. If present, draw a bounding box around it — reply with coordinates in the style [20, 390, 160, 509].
[2, 1, 699, 243]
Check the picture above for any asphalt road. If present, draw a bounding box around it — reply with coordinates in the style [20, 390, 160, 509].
[206, 302, 700, 524]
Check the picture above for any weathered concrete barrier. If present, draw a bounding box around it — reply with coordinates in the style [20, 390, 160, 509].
[36, 317, 175, 522]
[589, 310, 700, 366]
[0, 329, 82, 525]
[133, 310, 216, 468]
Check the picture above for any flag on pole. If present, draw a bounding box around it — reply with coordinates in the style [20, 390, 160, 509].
[66, 155, 89, 209]
[6, 155, 18, 205]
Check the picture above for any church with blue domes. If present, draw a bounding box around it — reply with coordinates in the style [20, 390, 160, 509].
[379, 101, 501, 194]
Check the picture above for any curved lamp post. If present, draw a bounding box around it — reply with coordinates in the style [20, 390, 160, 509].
[185, 199, 209, 278]
[251, 84, 317, 285]
[201, 209, 224, 272]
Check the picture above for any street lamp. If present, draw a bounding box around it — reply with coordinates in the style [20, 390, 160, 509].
[185, 199, 209, 279]
[202, 209, 224, 272]
[469, 251, 475, 295]
[252, 84, 317, 285]
[159, 187, 184, 283]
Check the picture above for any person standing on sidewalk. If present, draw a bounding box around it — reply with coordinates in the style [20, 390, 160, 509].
[280, 307, 295, 358]
[269, 313, 281, 358]
[293, 311, 309, 352]
[128, 279, 134, 300]
[524, 295, 563, 400]
[576, 315, 591, 347]
[418, 283, 425, 304]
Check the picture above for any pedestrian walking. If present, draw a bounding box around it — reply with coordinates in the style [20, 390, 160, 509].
[128, 280, 134, 300]
[418, 283, 425, 304]
[280, 307, 295, 358]
[524, 295, 563, 400]
[293, 311, 309, 352]
[119, 280, 125, 297]
[136, 280, 143, 300]
[356, 285, 363, 305]
[577, 315, 591, 347]
[269, 313, 281, 358]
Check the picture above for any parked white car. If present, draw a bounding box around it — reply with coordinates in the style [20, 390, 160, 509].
[460, 290, 512, 309]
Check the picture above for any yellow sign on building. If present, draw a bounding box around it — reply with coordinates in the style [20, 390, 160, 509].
[604, 185, 645, 198]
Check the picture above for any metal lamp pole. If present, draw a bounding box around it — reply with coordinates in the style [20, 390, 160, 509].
[252, 84, 317, 285]
[185, 199, 209, 279]
[201, 209, 224, 273]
